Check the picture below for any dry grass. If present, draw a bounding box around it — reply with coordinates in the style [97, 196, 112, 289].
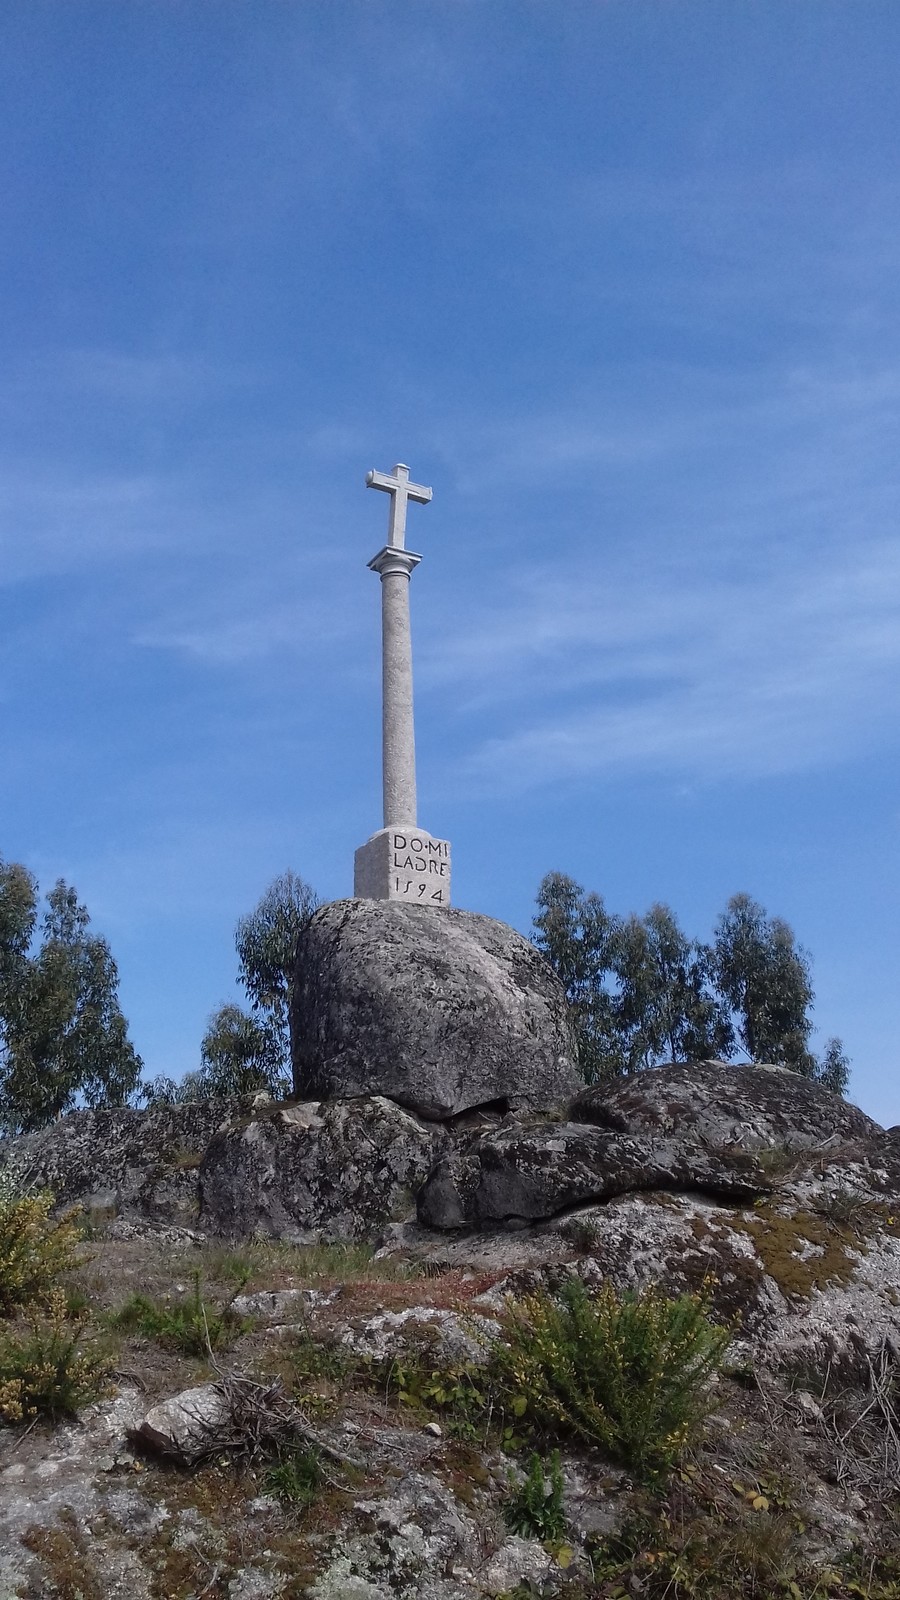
[815, 1344, 900, 1504]
[194, 1238, 423, 1293]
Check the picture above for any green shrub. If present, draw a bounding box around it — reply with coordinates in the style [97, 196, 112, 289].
[108, 1271, 247, 1355]
[263, 1442, 323, 1508]
[493, 1278, 729, 1476]
[348, 1279, 728, 1478]
[0, 1170, 82, 1316]
[0, 1292, 110, 1423]
[503, 1450, 567, 1543]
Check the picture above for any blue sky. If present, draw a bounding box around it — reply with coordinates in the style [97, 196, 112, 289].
[2, 2, 899, 1121]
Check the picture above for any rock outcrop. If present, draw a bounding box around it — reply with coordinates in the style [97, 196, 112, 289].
[199, 1095, 446, 1241]
[4, 1059, 900, 1597]
[572, 1058, 882, 1150]
[0, 1097, 241, 1224]
[418, 1120, 771, 1229]
[1, 1094, 447, 1243]
[290, 899, 579, 1120]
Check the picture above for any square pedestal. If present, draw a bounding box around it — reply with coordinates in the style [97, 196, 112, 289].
[354, 827, 451, 906]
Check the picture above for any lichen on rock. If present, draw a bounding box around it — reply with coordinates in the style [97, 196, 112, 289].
[199, 1095, 447, 1242]
[290, 899, 580, 1119]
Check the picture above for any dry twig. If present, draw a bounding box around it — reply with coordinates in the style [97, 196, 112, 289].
[818, 1343, 900, 1499]
[214, 1369, 365, 1472]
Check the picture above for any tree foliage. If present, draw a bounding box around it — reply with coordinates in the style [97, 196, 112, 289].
[533, 872, 849, 1094]
[198, 1001, 286, 1097]
[712, 893, 814, 1070]
[141, 870, 319, 1105]
[235, 871, 320, 1065]
[0, 858, 142, 1133]
[614, 906, 732, 1075]
[532, 873, 621, 1083]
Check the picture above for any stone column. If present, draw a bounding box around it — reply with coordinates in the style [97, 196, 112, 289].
[370, 544, 421, 828]
[354, 460, 451, 904]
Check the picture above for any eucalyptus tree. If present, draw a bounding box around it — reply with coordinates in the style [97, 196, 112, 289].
[0, 859, 142, 1132]
[712, 893, 849, 1093]
[141, 869, 320, 1105]
[534, 873, 849, 1094]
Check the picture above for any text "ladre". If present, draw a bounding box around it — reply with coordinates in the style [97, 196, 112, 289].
[392, 833, 449, 876]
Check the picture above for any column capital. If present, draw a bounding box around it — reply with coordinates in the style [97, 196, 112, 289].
[368, 545, 422, 578]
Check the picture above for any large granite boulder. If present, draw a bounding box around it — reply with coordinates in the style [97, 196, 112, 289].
[571, 1060, 882, 1152]
[290, 899, 579, 1120]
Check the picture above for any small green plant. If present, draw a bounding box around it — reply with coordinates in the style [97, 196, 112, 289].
[815, 1185, 873, 1232]
[0, 1292, 111, 1423]
[62, 1285, 92, 1320]
[107, 1270, 247, 1355]
[493, 1277, 730, 1477]
[0, 1169, 83, 1316]
[263, 1442, 323, 1508]
[277, 1326, 354, 1416]
[503, 1450, 567, 1543]
[376, 1352, 490, 1442]
[200, 1248, 255, 1293]
[754, 1144, 802, 1180]
[842, 1545, 900, 1599]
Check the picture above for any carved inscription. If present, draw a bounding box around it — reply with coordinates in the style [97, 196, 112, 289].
[390, 831, 449, 904]
[354, 826, 452, 905]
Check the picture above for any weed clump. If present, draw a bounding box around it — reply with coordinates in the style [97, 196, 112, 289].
[0, 1168, 82, 1316]
[503, 1450, 567, 1543]
[588, 1503, 803, 1599]
[381, 1355, 488, 1442]
[493, 1278, 729, 1476]
[264, 1442, 324, 1509]
[108, 1270, 248, 1355]
[199, 1238, 421, 1293]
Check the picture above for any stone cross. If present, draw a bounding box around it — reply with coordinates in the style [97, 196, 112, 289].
[365, 462, 432, 554]
[353, 462, 452, 906]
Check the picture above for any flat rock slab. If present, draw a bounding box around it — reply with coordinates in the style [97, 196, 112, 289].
[418, 1121, 771, 1229]
[309, 1469, 481, 1600]
[571, 1060, 883, 1151]
[336, 1306, 501, 1367]
[291, 899, 579, 1120]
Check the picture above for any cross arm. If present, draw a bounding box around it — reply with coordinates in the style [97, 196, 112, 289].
[366, 468, 433, 505]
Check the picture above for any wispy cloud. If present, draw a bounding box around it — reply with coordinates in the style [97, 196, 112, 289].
[417, 347, 900, 793]
[0, 347, 246, 583]
[5, 348, 230, 406]
[134, 588, 353, 665]
[0, 467, 173, 582]
[432, 531, 900, 790]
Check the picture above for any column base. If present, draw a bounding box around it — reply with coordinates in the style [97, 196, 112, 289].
[354, 827, 452, 906]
